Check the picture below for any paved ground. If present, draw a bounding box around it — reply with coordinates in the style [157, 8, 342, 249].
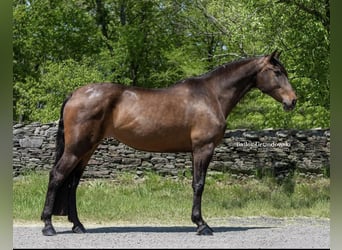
[13, 217, 330, 249]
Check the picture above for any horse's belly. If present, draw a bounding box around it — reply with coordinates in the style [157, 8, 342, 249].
[108, 102, 192, 152]
[109, 127, 192, 153]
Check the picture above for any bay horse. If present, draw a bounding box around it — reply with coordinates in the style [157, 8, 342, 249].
[41, 50, 297, 236]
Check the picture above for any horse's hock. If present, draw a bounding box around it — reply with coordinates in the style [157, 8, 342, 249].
[13, 122, 330, 179]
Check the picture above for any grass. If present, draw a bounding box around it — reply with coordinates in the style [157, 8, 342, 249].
[13, 171, 330, 225]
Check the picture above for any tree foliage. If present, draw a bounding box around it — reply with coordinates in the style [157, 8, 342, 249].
[13, 0, 330, 128]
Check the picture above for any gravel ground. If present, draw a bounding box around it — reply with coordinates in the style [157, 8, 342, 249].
[13, 217, 329, 249]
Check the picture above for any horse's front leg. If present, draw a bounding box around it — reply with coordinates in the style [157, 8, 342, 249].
[191, 143, 214, 235]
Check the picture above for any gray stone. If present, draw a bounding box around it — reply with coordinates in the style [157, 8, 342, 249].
[12, 123, 330, 179]
[19, 137, 43, 148]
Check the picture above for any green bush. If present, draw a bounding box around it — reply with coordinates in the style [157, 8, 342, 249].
[14, 59, 105, 123]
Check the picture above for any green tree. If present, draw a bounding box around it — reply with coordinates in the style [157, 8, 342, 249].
[193, 0, 330, 129]
[14, 59, 105, 122]
[13, 0, 330, 129]
[13, 0, 103, 121]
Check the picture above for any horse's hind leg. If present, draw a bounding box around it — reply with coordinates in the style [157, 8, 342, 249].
[67, 150, 97, 233]
[41, 153, 80, 236]
[67, 166, 86, 233]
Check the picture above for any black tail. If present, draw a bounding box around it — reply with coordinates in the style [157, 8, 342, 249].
[52, 95, 73, 216]
[54, 95, 70, 166]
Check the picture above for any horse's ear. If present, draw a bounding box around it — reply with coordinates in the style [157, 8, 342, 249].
[276, 51, 282, 58]
[268, 50, 278, 61]
[268, 50, 281, 62]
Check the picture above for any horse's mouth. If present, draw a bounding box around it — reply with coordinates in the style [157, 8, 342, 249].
[282, 98, 297, 111]
[283, 102, 296, 111]
[283, 104, 290, 111]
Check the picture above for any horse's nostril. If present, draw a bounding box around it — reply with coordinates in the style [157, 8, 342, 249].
[282, 99, 296, 111]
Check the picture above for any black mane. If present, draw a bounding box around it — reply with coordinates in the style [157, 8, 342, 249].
[197, 56, 258, 80]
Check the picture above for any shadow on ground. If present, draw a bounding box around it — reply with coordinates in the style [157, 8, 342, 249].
[58, 225, 272, 234]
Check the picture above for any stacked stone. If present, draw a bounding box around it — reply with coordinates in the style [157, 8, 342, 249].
[13, 122, 58, 176]
[12, 122, 330, 179]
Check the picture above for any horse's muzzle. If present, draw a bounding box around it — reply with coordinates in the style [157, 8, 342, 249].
[283, 98, 297, 111]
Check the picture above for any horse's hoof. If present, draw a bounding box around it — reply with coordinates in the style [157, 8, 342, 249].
[42, 225, 57, 236]
[72, 224, 86, 233]
[196, 224, 214, 236]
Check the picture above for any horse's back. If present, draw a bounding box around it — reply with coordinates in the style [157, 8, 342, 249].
[63, 82, 224, 153]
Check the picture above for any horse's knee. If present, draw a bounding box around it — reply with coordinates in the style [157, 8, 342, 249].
[49, 170, 63, 184]
[49, 155, 79, 184]
[192, 182, 204, 195]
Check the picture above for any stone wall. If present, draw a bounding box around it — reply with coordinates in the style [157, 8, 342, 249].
[13, 122, 330, 179]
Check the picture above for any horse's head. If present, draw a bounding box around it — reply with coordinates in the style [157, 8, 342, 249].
[255, 51, 297, 111]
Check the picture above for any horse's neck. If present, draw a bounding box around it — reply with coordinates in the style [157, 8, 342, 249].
[211, 58, 263, 118]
